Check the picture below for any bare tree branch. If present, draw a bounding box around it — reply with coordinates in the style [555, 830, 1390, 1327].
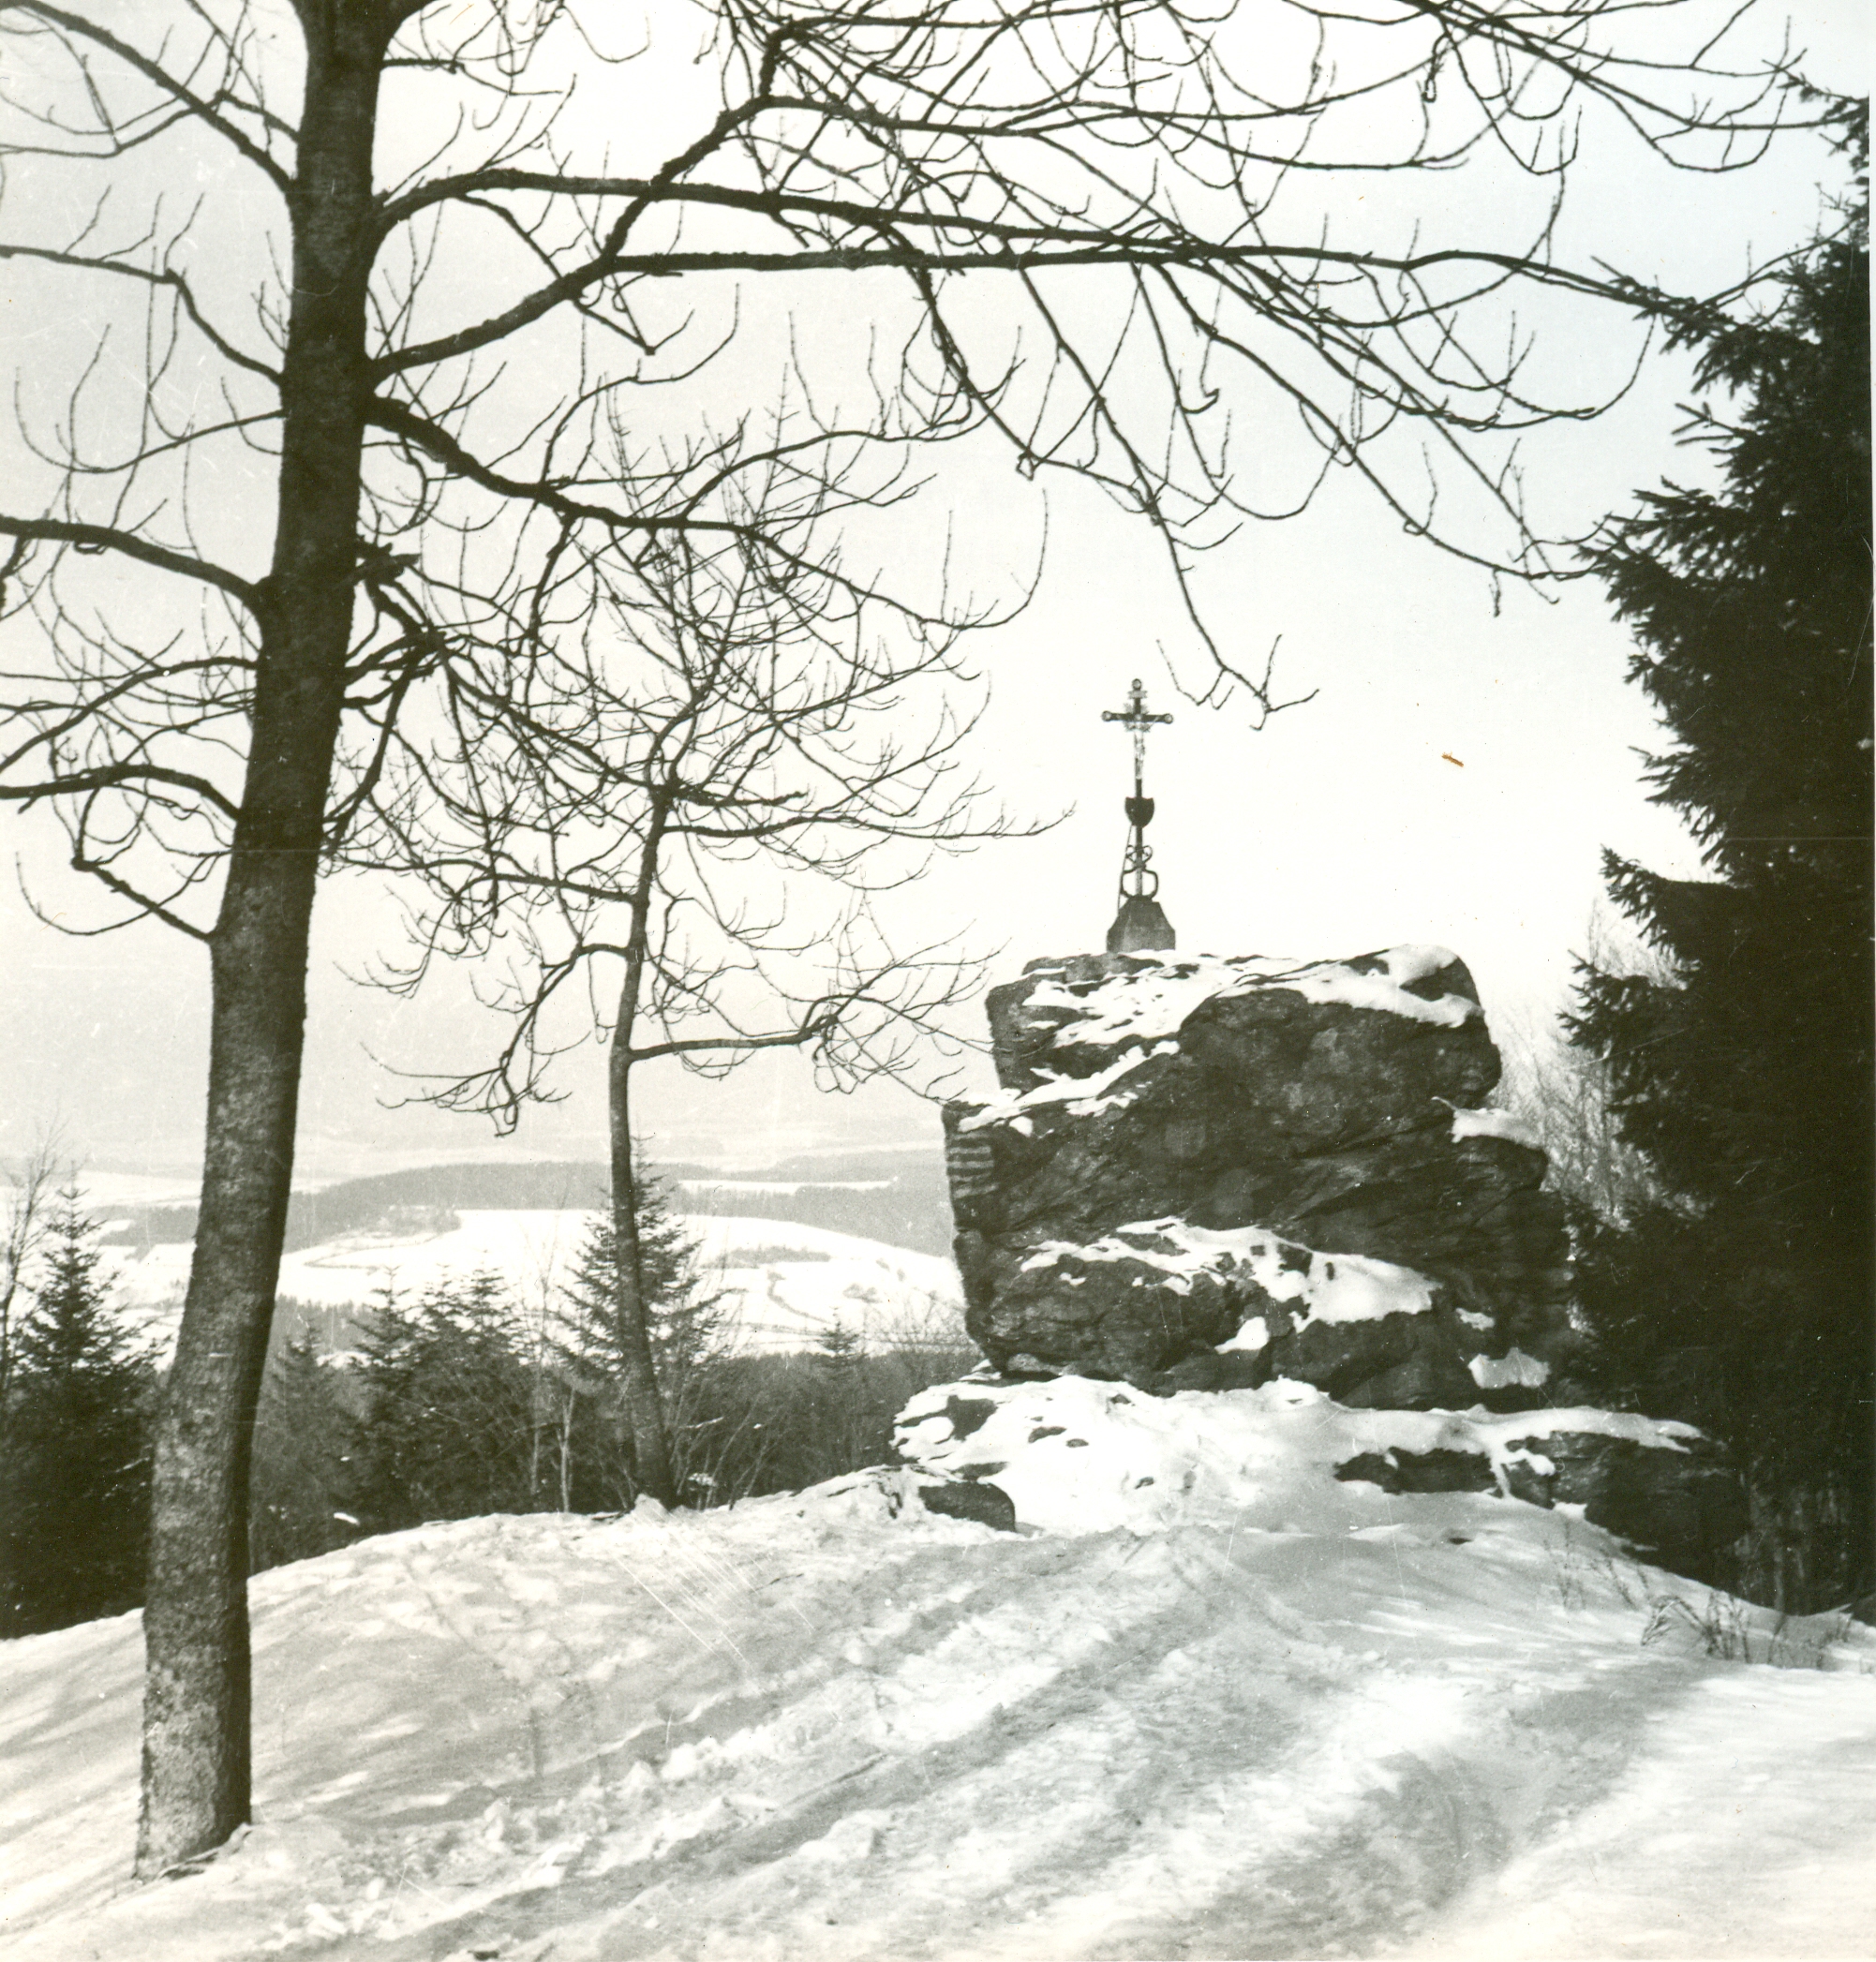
[0, 515, 260, 605]
[5, 0, 294, 193]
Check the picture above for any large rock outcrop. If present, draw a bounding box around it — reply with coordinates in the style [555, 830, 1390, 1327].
[943, 947, 1577, 1410]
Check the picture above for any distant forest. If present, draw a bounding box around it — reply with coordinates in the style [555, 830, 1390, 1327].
[107, 1150, 955, 1258]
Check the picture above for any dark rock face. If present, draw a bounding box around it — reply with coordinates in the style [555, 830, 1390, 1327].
[917, 1480, 1019, 1532]
[947, 948, 1575, 1409]
[1501, 1431, 1750, 1586]
[1334, 1447, 1497, 1494]
[1333, 1425, 1749, 1588]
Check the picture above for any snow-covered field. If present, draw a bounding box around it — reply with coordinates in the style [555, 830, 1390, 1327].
[105, 1212, 965, 1356]
[3, 1381, 1872, 1962]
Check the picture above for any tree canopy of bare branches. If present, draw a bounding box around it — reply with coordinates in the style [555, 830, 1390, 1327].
[0, 0, 1813, 1881]
[369, 507, 1018, 1505]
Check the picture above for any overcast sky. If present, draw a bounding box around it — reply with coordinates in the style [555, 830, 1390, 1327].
[1, 0, 1866, 1183]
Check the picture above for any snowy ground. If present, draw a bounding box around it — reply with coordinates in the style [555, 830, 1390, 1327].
[104, 1212, 965, 1356]
[3, 1380, 1872, 1962]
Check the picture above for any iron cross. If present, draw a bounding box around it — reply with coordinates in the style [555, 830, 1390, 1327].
[1101, 677, 1172, 803]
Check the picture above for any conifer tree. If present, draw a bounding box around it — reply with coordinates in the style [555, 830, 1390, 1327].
[1570, 105, 1873, 1609]
[558, 1186, 725, 1507]
[248, 1336, 357, 1573]
[348, 1272, 543, 1533]
[808, 1317, 880, 1483]
[0, 1140, 64, 1433]
[0, 1197, 156, 1634]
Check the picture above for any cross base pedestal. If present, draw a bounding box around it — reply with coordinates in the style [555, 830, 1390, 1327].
[1106, 894, 1176, 953]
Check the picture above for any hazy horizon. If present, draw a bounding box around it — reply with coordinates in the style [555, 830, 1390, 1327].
[3, 0, 1865, 1193]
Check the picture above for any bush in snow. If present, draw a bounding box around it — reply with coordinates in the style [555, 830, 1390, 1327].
[682, 1329, 979, 1503]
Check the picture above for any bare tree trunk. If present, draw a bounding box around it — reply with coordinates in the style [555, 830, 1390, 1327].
[604, 797, 677, 1509]
[135, 6, 385, 1880]
[607, 999, 677, 1509]
[558, 1383, 575, 1513]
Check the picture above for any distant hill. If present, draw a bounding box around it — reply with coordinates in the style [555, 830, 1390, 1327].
[668, 1151, 953, 1256]
[111, 1148, 955, 1258]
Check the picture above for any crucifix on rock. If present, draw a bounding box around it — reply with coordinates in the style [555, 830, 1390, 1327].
[1101, 676, 1176, 953]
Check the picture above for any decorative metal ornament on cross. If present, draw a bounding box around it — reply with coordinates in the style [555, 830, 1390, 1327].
[1101, 677, 1177, 953]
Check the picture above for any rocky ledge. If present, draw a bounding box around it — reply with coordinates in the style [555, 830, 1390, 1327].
[895, 1376, 1749, 1586]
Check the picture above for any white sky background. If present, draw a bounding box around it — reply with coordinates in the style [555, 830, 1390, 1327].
[0, 0, 1867, 1181]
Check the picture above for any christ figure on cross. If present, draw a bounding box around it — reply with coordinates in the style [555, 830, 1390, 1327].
[1101, 678, 1176, 953]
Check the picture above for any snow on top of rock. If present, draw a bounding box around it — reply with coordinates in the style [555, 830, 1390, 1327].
[1020, 1217, 1436, 1326]
[957, 1041, 1178, 1134]
[1448, 1105, 1541, 1147]
[1230, 944, 1481, 1028]
[957, 948, 1481, 1136]
[1026, 945, 1480, 1050]
[1023, 956, 1252, 1045]
[1473, 1405, 1704, 1449]
[894, 1375, 1703, 1538]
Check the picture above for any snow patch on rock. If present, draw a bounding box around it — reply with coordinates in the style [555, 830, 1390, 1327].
[1019, 1217, 1436, 1328]
[895, 1375, 1702, 1538]
[1448, 1105, 1541, 1147]
[1468, 1347, 1551, 1390]
[957, 1040, 1178, 1133]
[1024, 945, 1481, 1052]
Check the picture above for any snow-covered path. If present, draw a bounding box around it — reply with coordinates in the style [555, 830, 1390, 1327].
[1401, 1661, 1876, 1960]
[3, 1454, 1872, 1959]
